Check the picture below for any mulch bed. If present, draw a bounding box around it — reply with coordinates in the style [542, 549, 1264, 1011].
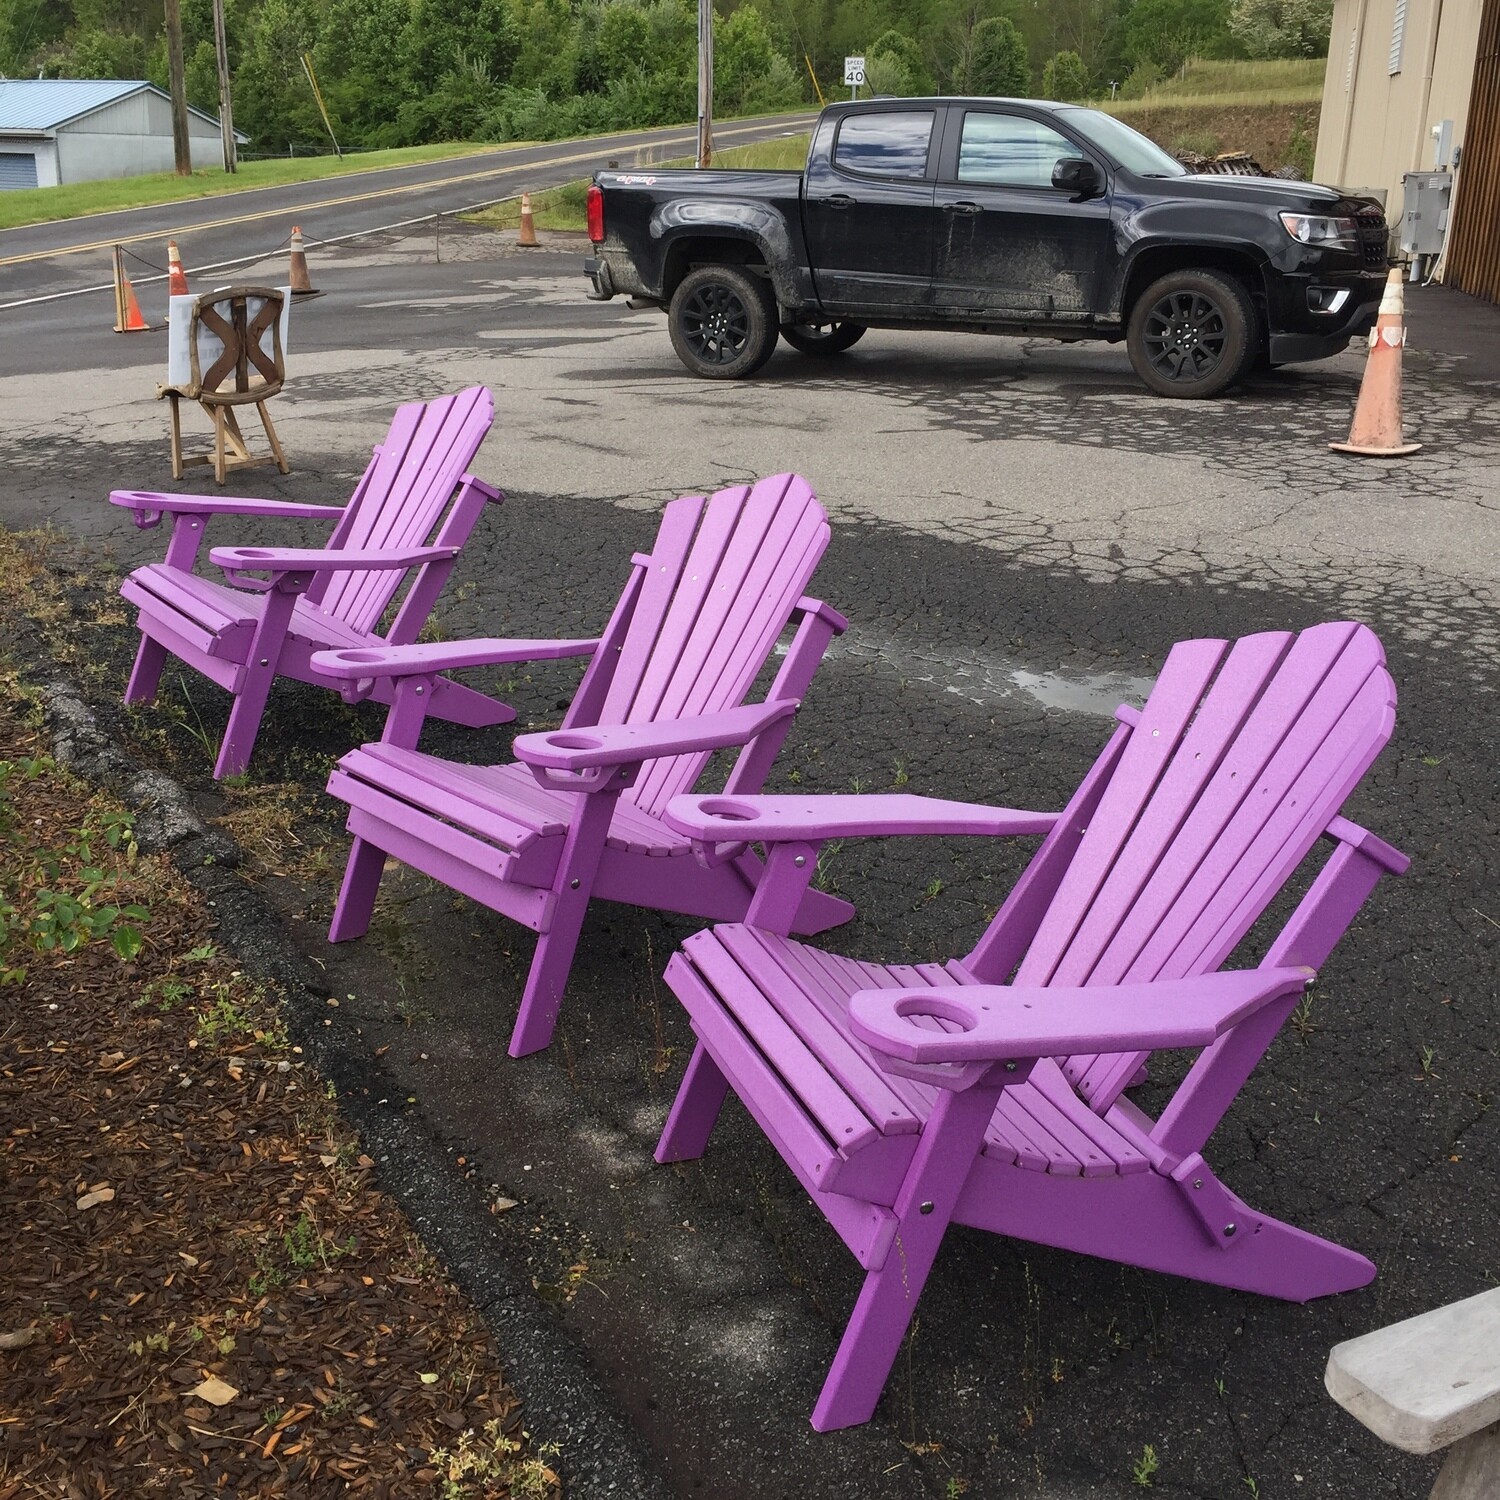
[0, 699, 556, 1498]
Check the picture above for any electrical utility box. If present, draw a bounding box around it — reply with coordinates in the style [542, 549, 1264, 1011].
[1401, 171, 1453, 256]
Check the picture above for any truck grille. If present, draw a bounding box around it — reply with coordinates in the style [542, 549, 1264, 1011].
[1356, 206, 1389, 267]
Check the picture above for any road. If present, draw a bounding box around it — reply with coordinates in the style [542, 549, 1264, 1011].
[0, 112, 814, 307]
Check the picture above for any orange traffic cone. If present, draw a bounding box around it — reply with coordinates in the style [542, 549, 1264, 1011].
[112, 246, 150, 333]
[517, 192, 538, 247]
[1330, 267, 1422, 457]
[167, 239, 189, 297]
[288, 226, 319, 297]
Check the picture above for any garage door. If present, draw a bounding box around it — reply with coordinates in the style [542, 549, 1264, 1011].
[0, 152, 39, 190]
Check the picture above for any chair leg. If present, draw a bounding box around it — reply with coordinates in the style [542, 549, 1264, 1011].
[258, 401, 290, 475]
[214, 669, 274, 778]
[212, 407, 227, 486]
[167, 395, 184, 481]
[507, 788, 620, 1058]
[810, 1083, 1000, 1432]
[329, 835, 388, 942]
[655, 1043, 730, 1163]
[124, 632, 169, 705]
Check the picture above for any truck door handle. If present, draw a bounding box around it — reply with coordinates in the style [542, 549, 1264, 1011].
[943, 201, 982, 215]
[827, 194, 855, 210]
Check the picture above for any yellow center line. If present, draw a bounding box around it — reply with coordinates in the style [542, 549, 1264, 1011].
[0, 119, 809, 270]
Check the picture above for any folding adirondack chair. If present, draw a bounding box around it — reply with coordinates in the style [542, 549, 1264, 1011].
[315, 472, 855, 1058]
[655, 620, 1409, 1431]
[113, 386, 511, 779]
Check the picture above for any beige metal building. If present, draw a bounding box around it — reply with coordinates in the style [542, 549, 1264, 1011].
[1315, 0, 1500, 301]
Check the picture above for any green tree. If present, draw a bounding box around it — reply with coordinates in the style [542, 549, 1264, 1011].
[1041, 47, 1091, 96]
[1120, 0, 1230, 71]
[868, 26, 933, 91]
[955, 13, 1028, 93]
[1228, 0, 1331, 57]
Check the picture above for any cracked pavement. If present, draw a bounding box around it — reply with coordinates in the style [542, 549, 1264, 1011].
[2, 229, 1498, 1499]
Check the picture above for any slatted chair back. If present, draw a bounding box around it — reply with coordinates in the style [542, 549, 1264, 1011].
[306, 386, 496, 639]
[188, 287, 286, 401]
[970, 621, 1396, 1112]
[570, 473, 830, 820]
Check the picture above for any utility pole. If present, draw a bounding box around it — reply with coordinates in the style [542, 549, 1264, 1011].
[696, 0, 712, 167]
[212, 0, 235, 172]
[163, 0, 192, 175]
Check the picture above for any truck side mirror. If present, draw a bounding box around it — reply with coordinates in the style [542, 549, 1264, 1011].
[1052, 157, 1102, 198]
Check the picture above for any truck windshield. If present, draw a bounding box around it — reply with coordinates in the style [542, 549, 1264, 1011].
[1056, 108, 1187, 177]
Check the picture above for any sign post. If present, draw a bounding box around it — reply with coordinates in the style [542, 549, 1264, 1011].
[843, 56, 865, 99]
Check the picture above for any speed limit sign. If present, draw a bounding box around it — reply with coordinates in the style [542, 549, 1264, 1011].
[843, 55, 866, 86]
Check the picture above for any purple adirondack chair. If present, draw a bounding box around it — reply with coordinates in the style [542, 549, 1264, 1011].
[112, 386, 510, 779]
[656, 620, 1409, 1431]
[314, 473, 855, 1058]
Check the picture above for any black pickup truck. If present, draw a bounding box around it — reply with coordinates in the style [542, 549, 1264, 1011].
[584, 97, 1390, 397]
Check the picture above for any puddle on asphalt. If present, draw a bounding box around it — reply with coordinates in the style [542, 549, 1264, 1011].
[828, 629, 1157, 718]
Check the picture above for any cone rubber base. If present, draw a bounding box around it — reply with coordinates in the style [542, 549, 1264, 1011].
[1329, 441, 1422, 456]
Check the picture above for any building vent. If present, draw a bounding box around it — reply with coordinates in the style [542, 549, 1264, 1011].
[1388, 0, 1408, 73]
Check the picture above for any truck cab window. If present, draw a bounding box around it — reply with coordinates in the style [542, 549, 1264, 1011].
[958, 113, 1078, 189]
[833, 112, 935, 178]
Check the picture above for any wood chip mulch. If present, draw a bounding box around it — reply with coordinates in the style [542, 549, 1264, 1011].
[0, 701, 558, 1498]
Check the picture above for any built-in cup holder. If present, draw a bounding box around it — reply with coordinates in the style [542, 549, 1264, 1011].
[338, 650, 384, 664]
[547, 732, 603, 749]
[696, 797, 761, 822]
[233, 549, 271, 559]
[891, 994, 975, 1031]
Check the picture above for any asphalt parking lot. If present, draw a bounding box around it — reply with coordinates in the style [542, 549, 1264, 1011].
[3, 228, 1499, 1499]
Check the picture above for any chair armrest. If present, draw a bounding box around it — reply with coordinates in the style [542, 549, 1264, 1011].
[211, 543, 459, 587]
[848, 968, 1314, 1069]
[515, 701, 796, 773]
[110, 490, 346, 530]
[663, 793, 1057, 844]
[310, 637, 602, 682]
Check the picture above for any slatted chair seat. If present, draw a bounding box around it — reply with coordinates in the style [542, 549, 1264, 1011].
[114, 386, 509, 778]
[317, 473, 856, 1059]
[675, 927, 1153, 1206]
[655, 620, 1410, 1431]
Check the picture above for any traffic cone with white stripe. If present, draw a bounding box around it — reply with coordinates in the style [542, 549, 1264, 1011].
[288, 226, 319, 297]
[167, 239, 189, 297]
[112, 246, 150, 333]
[1330, 267, 1422, 457]
[517, 193, 538, 247]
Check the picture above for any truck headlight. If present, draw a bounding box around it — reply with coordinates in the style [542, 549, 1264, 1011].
[1279, 212, 1360, 249]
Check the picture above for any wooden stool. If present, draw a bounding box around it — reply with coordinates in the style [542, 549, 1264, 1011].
[159, 286, 291, 485]
[1326, 1287, 1500, 1498]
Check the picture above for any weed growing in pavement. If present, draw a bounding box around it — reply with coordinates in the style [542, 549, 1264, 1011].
[813, 839, 844, 894]
[1290, 991, 1317, 1039]
[1132, 1443, 1159, 1486]
[1419, 1045, 1438, 1080]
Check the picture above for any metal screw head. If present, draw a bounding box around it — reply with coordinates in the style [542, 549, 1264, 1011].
[919, 1201, 934, 1215]
[1223, 1223, 1237, 1238]
[793, 855, 806, 868]
[414, 685, 423, 695]
[569, 879, 580, 890]
[258, 658, 268, 667]
[1004, 1060, 1017, 1072]
[1193, 1178, 1203, 1189]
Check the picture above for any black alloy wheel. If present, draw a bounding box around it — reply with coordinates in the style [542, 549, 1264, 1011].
[1126, 269, 1256, 399]
[668, 264, 777, 380]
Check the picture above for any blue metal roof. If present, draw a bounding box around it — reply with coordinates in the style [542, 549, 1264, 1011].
[0, 79, 224, 133]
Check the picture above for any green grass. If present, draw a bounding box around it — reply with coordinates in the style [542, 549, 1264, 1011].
[1111, 57, 1325, 112]
[468, 133, 811, 235]
[0, 141, 532, 232]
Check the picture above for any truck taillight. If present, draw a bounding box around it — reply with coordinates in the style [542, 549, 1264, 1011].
[586, 185, 605, 243]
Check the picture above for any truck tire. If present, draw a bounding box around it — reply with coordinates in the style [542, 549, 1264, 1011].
[668, 265, 778, 380]
[1126, 269, 1257, 399]
[780, 319, 867, 356]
